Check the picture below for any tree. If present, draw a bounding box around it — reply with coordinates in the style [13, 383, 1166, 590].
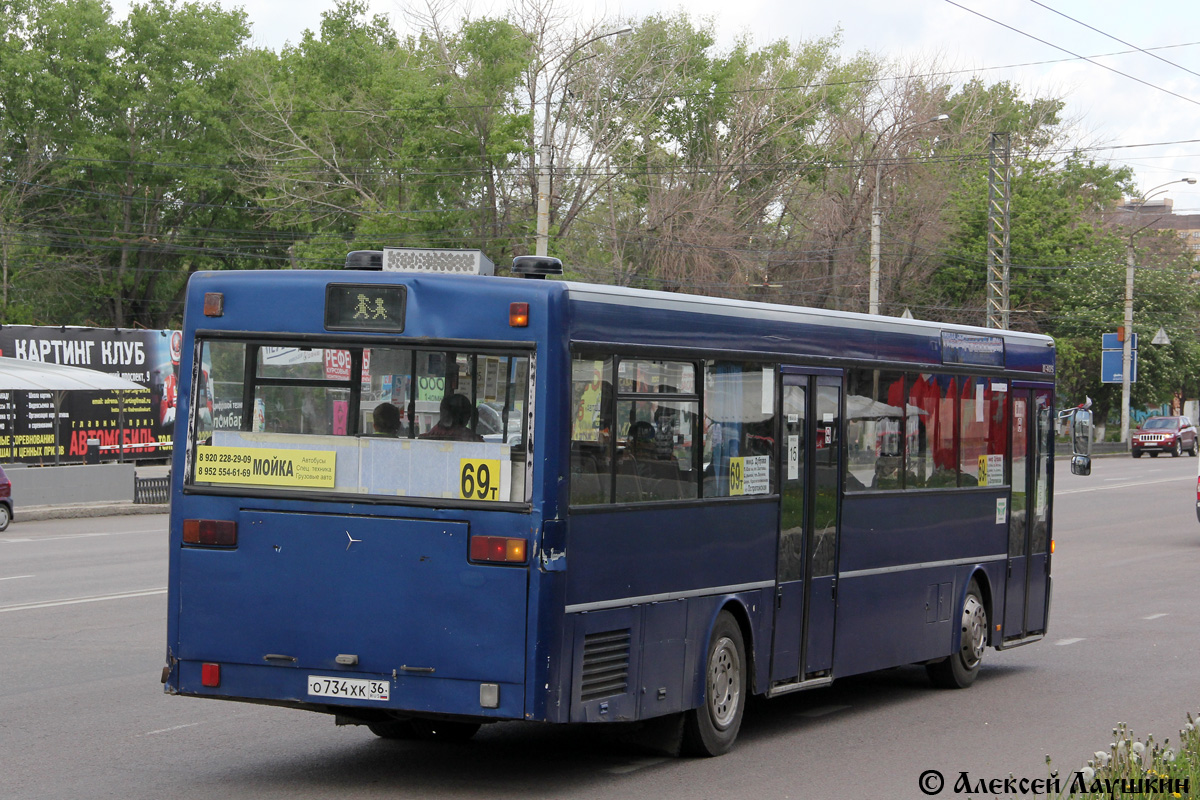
[34, 0, 255, 327]
[0, 0, 115, 322]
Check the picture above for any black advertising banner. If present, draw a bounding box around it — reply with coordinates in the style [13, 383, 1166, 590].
[0, 326, 181, 463]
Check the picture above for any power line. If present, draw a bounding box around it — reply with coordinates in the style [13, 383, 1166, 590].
[1026, 0, 1200, 82]
[943, 0, 1200, 110]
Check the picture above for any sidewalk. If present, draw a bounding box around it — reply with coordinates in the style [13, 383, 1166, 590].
[18, 501, 167, 522]
[15, 463, 171, 522]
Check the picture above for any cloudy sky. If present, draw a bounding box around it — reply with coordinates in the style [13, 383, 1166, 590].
[113, 0, 1200, 210]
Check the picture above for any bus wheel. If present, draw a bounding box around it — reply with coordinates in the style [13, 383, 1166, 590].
[368, 719, 420, 739]
[927, 581, 987, 689]
[683, 611, 746, 756]
[410, 720, 481, 742]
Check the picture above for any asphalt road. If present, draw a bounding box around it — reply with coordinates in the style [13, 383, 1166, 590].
[3, 454, 1199, 799]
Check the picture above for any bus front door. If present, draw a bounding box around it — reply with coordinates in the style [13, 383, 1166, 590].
[1003, 387, 1052, 640]
[771, 372, 842, 688]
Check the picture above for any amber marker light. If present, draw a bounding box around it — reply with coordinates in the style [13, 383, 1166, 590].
[509, 302, 529, 327]
[203, 292, 225, 317]
[1050, 539, 1055, 554]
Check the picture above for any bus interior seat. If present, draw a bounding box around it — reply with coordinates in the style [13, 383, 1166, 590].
[570, 451, 603, 503]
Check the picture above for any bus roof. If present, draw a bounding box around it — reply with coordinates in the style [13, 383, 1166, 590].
[560, 281, 1054, 375]
[185, 270, 1054, 375]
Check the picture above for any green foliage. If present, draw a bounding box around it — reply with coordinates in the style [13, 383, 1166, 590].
[3, 0, 1200, 421]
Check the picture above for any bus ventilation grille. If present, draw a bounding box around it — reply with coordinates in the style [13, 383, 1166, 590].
[580, 629, 631, 702]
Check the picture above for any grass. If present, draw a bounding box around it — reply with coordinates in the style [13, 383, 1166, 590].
[1044, 717, 1197, 798]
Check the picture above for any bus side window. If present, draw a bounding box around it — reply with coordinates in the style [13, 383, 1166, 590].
[570, 356, 613, 505]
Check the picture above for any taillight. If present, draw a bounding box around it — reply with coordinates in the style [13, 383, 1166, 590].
[182, 519, 237, 547]
[469, 535, 527, 564]
[201, 662, 221, 687]
[509, 302, 529, 327]
[0, 482, 9, 499]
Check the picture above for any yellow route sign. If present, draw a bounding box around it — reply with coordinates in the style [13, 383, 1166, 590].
[459, 458, 503, 501]
[196, 446, 336, 488]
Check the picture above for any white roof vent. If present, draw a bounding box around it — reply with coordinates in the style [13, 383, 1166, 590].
[383, 247, 495, 276]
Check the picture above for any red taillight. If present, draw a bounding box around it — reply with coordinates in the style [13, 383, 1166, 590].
[201, 662, 221, 687]
[0, 481, 9, 499]
[509, 302, 529, 327]
[182, 519, 237, 547]
[469, 535, 527, 564]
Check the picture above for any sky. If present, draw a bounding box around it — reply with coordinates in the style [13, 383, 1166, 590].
[111, 0, 1200, 211]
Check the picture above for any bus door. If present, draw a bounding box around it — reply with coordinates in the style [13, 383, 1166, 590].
[771, 372, 842, 687]
[1004, 387, 1052, 639]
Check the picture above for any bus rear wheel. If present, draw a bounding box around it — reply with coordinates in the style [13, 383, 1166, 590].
[368, 719, 420, 739]
[682, 611, 746, 756]
[409, 720, 481, 742]
[927, 580, 987, 689]
[368, 718, 480, 742]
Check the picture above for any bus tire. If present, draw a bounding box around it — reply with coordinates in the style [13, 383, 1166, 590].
[368, 719, 420, 739]
[409, 720, 481, 742]
[927, 580, 987, 689]
[682, 611, 746, 757]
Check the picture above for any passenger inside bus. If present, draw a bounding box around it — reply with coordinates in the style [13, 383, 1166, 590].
[372, 402, 401, 437]
[420, 394, 484, 442]
[618, 420, 685, 500]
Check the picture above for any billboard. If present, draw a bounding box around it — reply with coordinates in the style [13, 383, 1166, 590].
[0, 326, 181, 463]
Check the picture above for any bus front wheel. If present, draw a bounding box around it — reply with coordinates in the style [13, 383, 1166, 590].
[927, 580, 987, 689]
[683, 611, 746, 756]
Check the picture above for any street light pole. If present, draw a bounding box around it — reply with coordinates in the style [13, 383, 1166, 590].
[868, 114, 948, 315]
[535, 27, 632, 257]
[1119, 176, 1197, 445]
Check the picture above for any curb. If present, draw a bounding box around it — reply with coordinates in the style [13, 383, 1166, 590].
[18, 503, 168, 522]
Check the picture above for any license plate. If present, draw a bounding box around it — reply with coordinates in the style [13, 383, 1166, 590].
[307, 675, 390, 701]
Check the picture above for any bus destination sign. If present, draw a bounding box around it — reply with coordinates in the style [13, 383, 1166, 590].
[325, 284, 407, 332]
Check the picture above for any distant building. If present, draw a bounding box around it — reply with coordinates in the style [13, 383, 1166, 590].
[1111, 196, 1200, 261]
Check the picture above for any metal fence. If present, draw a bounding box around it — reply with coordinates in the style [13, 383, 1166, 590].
[134, 474, 170, 505]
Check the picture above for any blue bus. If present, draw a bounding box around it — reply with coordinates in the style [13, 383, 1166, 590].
[163, 249, 1078, 755]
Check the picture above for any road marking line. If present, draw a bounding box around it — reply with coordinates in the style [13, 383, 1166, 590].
[0, 529, 162, 545]
[0, 587, 166, 613]
[144, 722, 206, 736]
[1058, 476, 1190, 495]
[1143, 613, 1169, 620]
[1055, 638, 1084, 646]
[606, 757, 668, 775]
[0, 575, 33, 581]
[798, 704, 852, 718]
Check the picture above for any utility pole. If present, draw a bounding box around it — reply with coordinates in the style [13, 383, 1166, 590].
[868, 114, 948, 315]
[1120, 243, 1134, 444]
[1118, 176, 1197, 443]
[535, 27, 632, 257]
[869, 162, 882, 315]
[985, 132, 1011, 329]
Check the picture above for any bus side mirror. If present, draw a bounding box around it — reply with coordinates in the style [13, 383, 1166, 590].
[1070, 408, 1092, 476]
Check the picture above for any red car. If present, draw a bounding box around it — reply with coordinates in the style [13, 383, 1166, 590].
[1132, 416, 1197, 458]
[0, 466, 11, 531]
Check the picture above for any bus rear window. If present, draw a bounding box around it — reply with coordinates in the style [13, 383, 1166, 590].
[189, 339, 531, 504]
